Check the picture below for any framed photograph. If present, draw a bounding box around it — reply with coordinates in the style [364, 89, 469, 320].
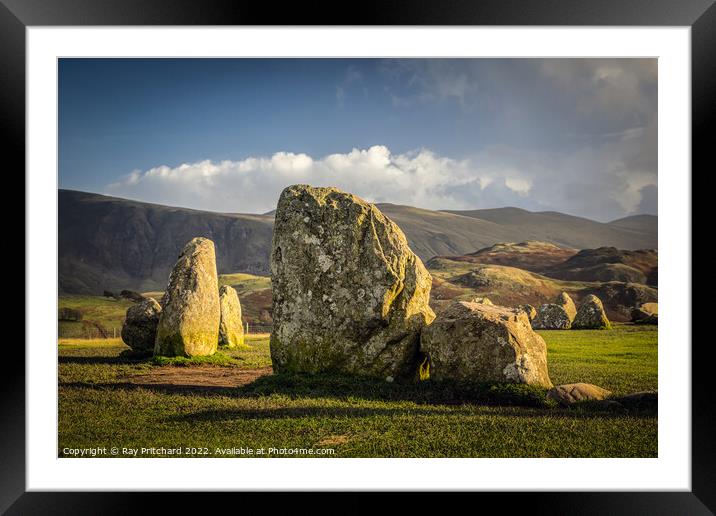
[8, 0, 713, 512]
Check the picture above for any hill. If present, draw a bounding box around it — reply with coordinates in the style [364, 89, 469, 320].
[441, 207, 657, 250]
[427, 241, 577, 273]
[426, 257, 657, 322]
[59, 190, 657, 294]
[59, 190, 274, 293]
[608, 214, 658, 234]
[544, 247, 658, 286]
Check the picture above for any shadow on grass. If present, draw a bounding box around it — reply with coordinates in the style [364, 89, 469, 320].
[60, 369, 656, 417]
[165, 405, 531, 422]
[163, 403, 657, 423]
[238, 373, 553, 407]
[58, 350, 151, 365]
[59, 349, 244, 366]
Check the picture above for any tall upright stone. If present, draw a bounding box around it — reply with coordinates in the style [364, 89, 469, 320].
[270, 184, 435, 379]
[218, 285, 245, 348]
[154, 237, 220, 357]
[555, 292, 577, 322]
[573, 294, 611, 329]
[532, 304, 572, 330]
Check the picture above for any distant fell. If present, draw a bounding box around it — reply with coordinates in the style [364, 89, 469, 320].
[440, 206, 657, 250]
[59, 190, 658, 294]
[59, 190, 274, 294]
[608, 214, 658, 234]
[426, 241, 578, 273]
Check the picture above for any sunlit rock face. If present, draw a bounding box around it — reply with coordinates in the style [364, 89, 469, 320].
[573, 294, 611, 329]
[420, 301, 552, 388]
[154, 237, 220, 357]
[218, 285, 245, 349]
[269, 185, 435, 379]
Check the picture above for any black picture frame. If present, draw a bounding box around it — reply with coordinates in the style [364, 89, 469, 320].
[6, 0, 712, 513]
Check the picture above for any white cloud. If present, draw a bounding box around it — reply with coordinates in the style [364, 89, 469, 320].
[105, 144, 656, 220]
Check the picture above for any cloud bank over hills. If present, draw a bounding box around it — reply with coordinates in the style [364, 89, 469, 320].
[106, 142, 656, 222]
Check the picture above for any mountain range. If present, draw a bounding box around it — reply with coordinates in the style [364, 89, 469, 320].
[58, 189, 657, 294]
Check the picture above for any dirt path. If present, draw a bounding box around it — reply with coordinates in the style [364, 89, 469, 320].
[128, 366, 273, 389]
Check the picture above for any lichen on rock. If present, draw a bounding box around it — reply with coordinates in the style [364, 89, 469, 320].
[269, 184, 435, 378]
[121, 297, 162, 353]
[531, 303, 572, 330]
[219, 285, 246, 348]
[573, 294, 611, 329]
[154, 237, 220, 357]
[517, 303, 537, 321]
[555, 292, 577, 322]
[420, 301, 552, 387]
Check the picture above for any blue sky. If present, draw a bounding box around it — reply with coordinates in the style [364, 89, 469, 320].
[59, 58, 657, 221]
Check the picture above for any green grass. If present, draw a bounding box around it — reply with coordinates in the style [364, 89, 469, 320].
[218, 272, 271, 294]
[138, 273, 273, 325]
[58, 296, 133, 327]
[143, 272, 272, 300]
[58, 327, 657, 458]
[58, 296, 135, 338]
[539, 323, 657, 396]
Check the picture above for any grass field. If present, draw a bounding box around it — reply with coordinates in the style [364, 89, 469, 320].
[58, 325, 657, 458]
[58, 296, 134, 338]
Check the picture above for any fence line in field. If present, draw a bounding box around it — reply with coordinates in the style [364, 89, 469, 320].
[58, 325, 120, 340]
[245, 323, 273, 335]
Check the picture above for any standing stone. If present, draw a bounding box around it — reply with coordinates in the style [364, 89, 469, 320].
[154, 237, 220, 357]
[121, 297, 162, 353]
[218, 285, 245, 348]
[555, 292, 577, 322]
[531, 304, 572, 329]
[270, 185, 435, 378]
[420, 301, 552, 387]
[573, 294, 611, 329]
[517, 304, 537, 321]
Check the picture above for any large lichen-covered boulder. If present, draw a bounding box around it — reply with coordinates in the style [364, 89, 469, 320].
[218, 285, 245, 348]
[154, 237, 220, 357]
[631, 302, 658, 325]
[270, 184, 435, 379]
[573, 294, 611, 329]
[420, 301, 552, 387]
[555, 292, 577, 322]
[121, 297, 162, 353]
[531, 304, 572, 329]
